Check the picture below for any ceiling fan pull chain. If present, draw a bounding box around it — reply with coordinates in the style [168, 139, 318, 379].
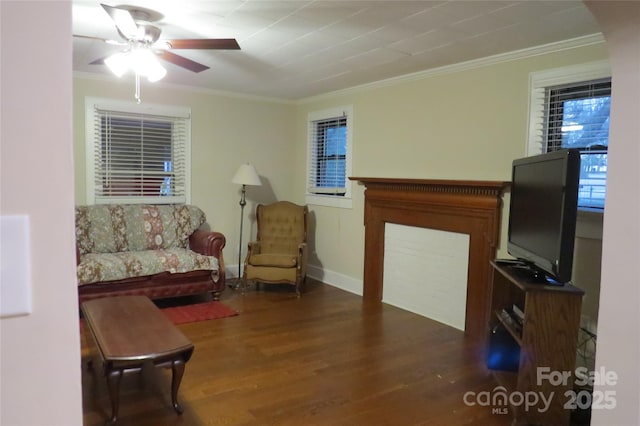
[135, 72, 141, 104]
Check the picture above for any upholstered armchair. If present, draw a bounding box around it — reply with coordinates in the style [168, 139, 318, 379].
[242, 201, 308, 296]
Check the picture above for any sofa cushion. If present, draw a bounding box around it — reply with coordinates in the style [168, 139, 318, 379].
[76, 204, 206, 255]
[77, 248, 219, 285]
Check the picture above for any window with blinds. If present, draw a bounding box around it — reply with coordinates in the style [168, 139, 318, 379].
[306, 106, 352, 204]
[309, 116, 347, 194]
[546, 79, 610, 210]
[528, 63, 611, 210]
[86, 99, 190, 204]
[545, 80, 611, 152]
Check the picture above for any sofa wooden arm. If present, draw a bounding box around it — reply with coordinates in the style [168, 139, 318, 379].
[189, 230, 226, 258]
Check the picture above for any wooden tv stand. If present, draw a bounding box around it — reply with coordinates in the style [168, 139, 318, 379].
[487, 261, 584, 426]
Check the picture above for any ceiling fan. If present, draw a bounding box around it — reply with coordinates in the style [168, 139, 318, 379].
[75, 3, 240, 74]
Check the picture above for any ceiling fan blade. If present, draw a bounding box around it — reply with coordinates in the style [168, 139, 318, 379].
[74, 34, 127, 46]
[160, 51, 210, 73]
[165, 39, 240, 50]
[89, 56, 107, 65]
[101, 3, 139, 39]
[74, 34, 107, 42]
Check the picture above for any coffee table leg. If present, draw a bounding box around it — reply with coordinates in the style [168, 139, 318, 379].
[106, 369, 123, 424]
[171, 359, 186, 414]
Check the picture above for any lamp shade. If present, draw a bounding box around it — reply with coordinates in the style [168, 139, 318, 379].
[232, 163, 262, 186]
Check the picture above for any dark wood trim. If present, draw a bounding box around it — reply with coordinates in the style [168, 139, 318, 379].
[350, 177, 509, 339]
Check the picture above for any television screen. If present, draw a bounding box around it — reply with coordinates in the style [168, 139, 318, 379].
[507, 149, 580, 284]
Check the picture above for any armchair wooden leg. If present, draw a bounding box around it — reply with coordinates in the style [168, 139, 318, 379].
[294, 276, 306, 297]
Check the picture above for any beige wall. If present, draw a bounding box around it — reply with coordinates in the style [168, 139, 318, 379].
[295, 43, 608, 295]
[573, 234, 603, 323]
[0, 2, 83, 424]
[73, 77, 296, 277]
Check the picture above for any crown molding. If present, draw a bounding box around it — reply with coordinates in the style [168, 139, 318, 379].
[73, 71, 294, 105]
[297, 33, 606, 104]
[75, 33, 605, 105]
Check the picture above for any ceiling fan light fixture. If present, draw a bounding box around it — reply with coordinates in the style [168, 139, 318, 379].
[145, 60, 167, 83]
[130, 48, 166, 82]
[104, 51, 129, 77]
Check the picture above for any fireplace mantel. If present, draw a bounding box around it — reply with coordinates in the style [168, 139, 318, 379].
[350, 177, 509, 339]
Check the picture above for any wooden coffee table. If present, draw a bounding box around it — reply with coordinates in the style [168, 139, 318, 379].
[81, 295, 194, 424]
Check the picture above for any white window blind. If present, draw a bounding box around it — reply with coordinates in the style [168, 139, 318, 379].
[527, 62, 611, 210]
[545, 79, 611, 152]
[527, 61, 610, 156]
[87, 100, 190, 204]
[308, 115, 347, 194]
[530, 79, 611, 154]
[306, 106, 352, 201]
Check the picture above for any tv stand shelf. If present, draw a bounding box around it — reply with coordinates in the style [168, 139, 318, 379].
[494, 310, 523, 344]
[488, 261, 584, 426]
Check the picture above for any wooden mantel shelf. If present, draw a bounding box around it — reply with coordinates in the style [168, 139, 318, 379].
[350, 177, 510, 339]
[351, 177, 508, 190]
[350, 177, 509, 203]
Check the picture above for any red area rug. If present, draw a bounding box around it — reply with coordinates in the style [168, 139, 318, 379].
[161, 301, 238, 325]
[80, 301, 237, 333]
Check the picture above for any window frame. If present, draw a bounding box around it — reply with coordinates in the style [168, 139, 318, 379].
[84, 97, 191, 205]
[306, 105, 353, 209]
[527, 61, 611, 213]
[527, 60, 611, 155]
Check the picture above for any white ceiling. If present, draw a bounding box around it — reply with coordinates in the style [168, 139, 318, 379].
[72, 1, 602, 100]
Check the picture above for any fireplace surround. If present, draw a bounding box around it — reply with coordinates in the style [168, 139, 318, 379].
[351, 177, 509, 339]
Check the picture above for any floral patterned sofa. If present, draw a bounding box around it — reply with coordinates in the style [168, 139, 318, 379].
[76, 204, 226, 304]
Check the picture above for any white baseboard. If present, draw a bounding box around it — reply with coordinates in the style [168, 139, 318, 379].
[227, 263, 363, 296]
[225, 265, 241, 280]
[307, 264, 363, 296]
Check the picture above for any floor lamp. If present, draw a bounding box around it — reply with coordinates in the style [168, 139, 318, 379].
[231, 163, 262, 288]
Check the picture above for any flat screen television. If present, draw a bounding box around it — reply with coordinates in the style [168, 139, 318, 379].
[506, 149, 581, 284]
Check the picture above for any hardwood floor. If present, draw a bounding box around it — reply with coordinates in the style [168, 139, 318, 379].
[81, 280, 513, 426]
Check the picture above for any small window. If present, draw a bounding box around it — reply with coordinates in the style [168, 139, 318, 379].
[546, 80, 611, 209]
[85, 98, 191, 204]
[306, 106, 353, 208]
[311, 116, 347, 194]
[528, 62, 611, 210]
